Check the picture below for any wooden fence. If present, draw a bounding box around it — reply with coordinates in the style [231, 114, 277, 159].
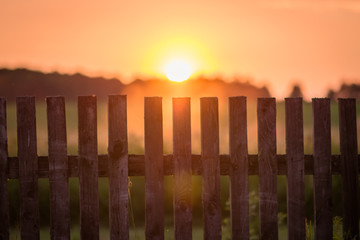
[0, 96, 359, 240]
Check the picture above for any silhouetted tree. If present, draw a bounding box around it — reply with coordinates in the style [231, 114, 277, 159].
[289, 84, 303, 98]
[327, 89, 335, 100]
[329, 83, 360, 99]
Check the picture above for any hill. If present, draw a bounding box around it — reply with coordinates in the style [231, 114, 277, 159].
[0, 68, 125, 101]
[0, 68, 270, 101]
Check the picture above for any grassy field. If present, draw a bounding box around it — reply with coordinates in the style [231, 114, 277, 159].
[5, 99, 360, 239]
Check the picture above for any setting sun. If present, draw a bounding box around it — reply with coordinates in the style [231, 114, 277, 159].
[165, 59, 192, 82]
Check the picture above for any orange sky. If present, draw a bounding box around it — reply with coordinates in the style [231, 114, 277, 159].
[1, 0, 360, 98]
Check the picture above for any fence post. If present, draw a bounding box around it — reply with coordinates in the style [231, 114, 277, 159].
[312, 98, 332, 239]
[173, 97, 192, 240]
[257, 98, 278, 239]
[339, 98, 359, 239]
[17, 96, 40, 239]
[0, 98, 9, 240]
[201, 97, 221, 240]
[229, 96, 249, 239]
[145, 97, 164, 240]
[108, 95, 129, 240]
[47, 96, 70, 240]
[285, 97, 305, 240]
[78, 96, 99, 240]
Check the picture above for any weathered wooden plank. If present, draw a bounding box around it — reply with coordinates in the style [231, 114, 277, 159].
[6, 154, 360, 178]
[145, 97, 164, 240]
[0, 98, 9, 240]
[17, 96, 40, 239]
[285, 98, 305, 240]
[312, 98, 332, 239]
[229, 96, 249, 239]
[173, 98, 192, 240]
[257, 98, 278, 239]
[108, 95, 128, 240]
[339, 98, 359, 239]
[78, 96, 99, 240]
[200, 97, 221, 240]
[47, 96, 70, 240]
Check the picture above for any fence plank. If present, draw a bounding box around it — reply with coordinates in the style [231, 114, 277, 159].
[201, 97, 221, 240]
[145, 97, 164, 240]
[285, 98, 305, 240]
[47, 96, 70, 240]
[78, 96, 99, 240]
[312, 98, 332, 239]
[257, 98, 278, 239]
[339, 98, 359, 239]
[229, 96, 249, 239]
[17, 96, 40, 239]
[0, 98, 9, 240]
[173, 98, 192, 240]
[108, 95, 128, 240]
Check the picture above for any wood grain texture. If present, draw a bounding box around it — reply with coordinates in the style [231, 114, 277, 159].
[285, 98, 305, 240]
[312, 98, 332, 239]
[338, 98, 359, 239]
[17, 96, 40, 240]
[108, 95, 129, 240]
[0, 98, 9, 240]
[78, 96, 99, 240]
[257, 98, 278, 239]
[145, 97, 164, 240]
[173, 98, 192, 240]
[47, 97, 70, 240]
[200, 97, 221, 240]
[229, 96, 249, 240]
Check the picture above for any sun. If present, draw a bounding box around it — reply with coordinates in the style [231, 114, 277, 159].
[165, 59, 192, 82]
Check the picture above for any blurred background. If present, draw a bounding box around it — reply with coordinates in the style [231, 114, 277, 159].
[1, 0, 360, 239]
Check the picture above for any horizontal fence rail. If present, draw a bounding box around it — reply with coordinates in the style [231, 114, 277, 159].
[5, 154, 360, 178]
[0, 95, 359, 240]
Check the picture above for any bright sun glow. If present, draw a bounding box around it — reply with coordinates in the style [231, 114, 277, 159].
[165, 59, 192, 82]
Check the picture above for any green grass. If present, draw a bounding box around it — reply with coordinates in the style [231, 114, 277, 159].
[9, 222, 352, 240]
[9, 226, 204, 240]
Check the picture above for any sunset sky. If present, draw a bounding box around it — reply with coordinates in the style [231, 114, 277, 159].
[1, 0, 360, 98]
